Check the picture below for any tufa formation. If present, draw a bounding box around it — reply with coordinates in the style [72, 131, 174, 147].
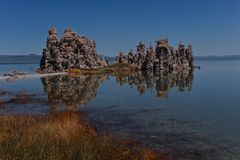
[39, 27, 194, 73]
[117, 38, 194, 71]
[39, 28, 107, 73]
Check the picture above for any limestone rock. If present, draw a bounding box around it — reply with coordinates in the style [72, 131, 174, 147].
[39, 28, 107, 73]
[121, 38, 194, 72]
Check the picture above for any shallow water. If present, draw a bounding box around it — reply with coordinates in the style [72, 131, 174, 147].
[0, 61, 240, 159]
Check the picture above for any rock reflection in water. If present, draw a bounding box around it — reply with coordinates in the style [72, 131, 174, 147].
[41, 69, 194, 111]
[41, 74, 108, 112]
[115, 69, 193, 98]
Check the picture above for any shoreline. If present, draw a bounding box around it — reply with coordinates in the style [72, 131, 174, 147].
[0, 62, 196, 82]
[0, 72, 67, 82]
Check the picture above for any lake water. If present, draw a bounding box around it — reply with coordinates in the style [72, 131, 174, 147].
[0, 61, 240, 159]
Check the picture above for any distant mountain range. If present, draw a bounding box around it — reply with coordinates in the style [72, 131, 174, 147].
[0, 54, 240, 64]
[0, 54, 41, 64]
[99, 55, 240, 62]
[194, 55, 240, 61]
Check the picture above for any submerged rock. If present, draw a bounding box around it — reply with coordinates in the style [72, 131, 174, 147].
[3, 70, 27, 77]
[1, 70, 27, 81]
[39, 28, 107, 73]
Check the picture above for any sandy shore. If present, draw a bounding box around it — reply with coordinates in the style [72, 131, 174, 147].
[0, 72, 67, 82]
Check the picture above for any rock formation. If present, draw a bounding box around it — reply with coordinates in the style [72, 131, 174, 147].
[39, 28, 107, 73]
[39, 27, 194, 73]
[117, 38, 194, 71]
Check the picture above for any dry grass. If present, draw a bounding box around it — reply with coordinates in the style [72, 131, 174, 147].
[0, 111, 161, 160]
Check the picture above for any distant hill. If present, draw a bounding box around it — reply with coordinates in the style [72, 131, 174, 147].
[195, 55, 240, 61]
[1, 54, 240, 64]
[102, 55, 240, 62]
[0, 54, 41, 64]
[0, 54, 116, 64]
[100, 55, 116, 62]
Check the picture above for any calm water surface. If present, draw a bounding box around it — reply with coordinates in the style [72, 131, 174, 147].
[0, 61, 240, 159]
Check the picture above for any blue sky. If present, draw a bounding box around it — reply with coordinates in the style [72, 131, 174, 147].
[0, 0, 239, 56]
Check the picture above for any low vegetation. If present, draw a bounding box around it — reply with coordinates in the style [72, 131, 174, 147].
[0, 111, 160, 160]
[67, 62, 137, 75]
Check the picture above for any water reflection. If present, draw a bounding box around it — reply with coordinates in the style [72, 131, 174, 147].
[115, 69, 193, 98]
[41, 69, 194, 111]
[41, 74, 108, 112]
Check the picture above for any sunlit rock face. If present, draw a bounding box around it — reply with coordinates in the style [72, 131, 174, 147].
[39, 28, 107, 73]
[118, 38, 194, 71]
[41, 74, 108, 111]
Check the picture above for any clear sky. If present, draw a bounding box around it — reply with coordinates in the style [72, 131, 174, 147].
[0, 0, 239, 56]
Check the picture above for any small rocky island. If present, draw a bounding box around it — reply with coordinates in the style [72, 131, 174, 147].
[117, 39, 194, 71]
[39, 28, 194, 73]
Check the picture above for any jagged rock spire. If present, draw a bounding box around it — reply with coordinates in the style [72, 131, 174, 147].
[39, 28, 107, 73]
[122, 38, 194, 71]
